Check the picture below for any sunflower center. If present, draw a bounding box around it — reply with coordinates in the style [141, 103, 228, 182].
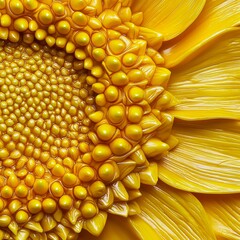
[0, 0, 179, 238]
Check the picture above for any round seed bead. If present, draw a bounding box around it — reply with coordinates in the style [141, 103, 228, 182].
[109, 39, 126, 54]
[8, 200, 22, 214]
[92, 144, 112, 162]
[72, 12, 88, 26]
[128, 105, 143, 123]
[27, 199, 42, 214]
[127, 69, 145, 82]
[15, 184, 28, 198]
[9, 0, 24, 14]
[111, 71, 129, 86]
[98, 163, 115, 182]
[23, 0, 38, 10]
[62, 173, 77, 187]
[105, 56, 121, 72]
[107, 105, 125, 124]
[52, 2, 65, 16]
[59, 195, 73, 210]
[38, 9, 53, 25]
[1, 186, 13, 199]
[110, 138, 131, 156]
[79, 166, 95, 182]
[104, 86, 118, 102]
[73, 186, 87, 200]
[13, 18, 28, 32]
[96, 124, 116, 141]
[1, 14, 12, 27]
[42, 198, 57, 213]
[125, 124, 143, 141]
[122, 53, 138, 67]
[89, 180, 106, 198]
[33, 179, 49, 195]
[92, 48, 105, 62]
[56, 20, 71, 35]
[15, 210, 29, 224]
[70, 0, 86, 10]
[81, 202, 97, 219]
[91, 32, 106, 47]
[129, 86, 145, 102]
[50, 182, 64, 198]
[75, 32, 90, 46]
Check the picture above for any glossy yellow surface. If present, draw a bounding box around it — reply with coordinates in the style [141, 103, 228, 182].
[0, 0, 239, 239]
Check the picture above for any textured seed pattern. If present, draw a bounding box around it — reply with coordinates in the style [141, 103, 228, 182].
[0, 0, 178, 238]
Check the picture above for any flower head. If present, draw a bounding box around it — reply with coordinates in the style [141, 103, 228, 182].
[0, 0, 240, 239]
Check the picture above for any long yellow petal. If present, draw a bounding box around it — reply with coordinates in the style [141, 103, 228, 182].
[167, 28, 240, 120]
[162, 0, 240, 67]
[128, 183, 215, 239]
[159, 120, 240, 193]
[131, 0, 205, 40]
[199, 194, 240, 239]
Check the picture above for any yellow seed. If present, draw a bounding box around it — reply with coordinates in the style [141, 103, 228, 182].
[35, 29, 47, 41]
[15, 184, 28, 198]
[105, 56, 121, 72]
[81, 202, 97, 219]
[0, 215, 11, 227]
[127, 69, 145, 82]
[13, 18, 28, 32]
[129, 86, 145, 102]
[96, 124, 116, 141]
[28, 20, 38, 31]
[52, 2, 65, 16]
[33, 179, 49, 195]
[75, 48, 86, 60]
[110, 138, 131, 155]
[109, 39, 126, 54]
[88, 111, 104, 123]
[52, 163, 65, 177]
[59, 195, 73, 210]
[92, 48, 105, 62]
[56, 37, 67, 48]
[122, 53, 138, 67]
[125, 124, 143, 141]
[98, 163, 115, 182]
[10, 0, 24, 14]
[42, 198, 57, 213]
[79, 166, 95, 182]
[73, 186, 87, 200]
[23, 0, 38, 10]
[15, 210, 28, 224]
[27, 199, 42, 214]
[91, 32, 106, 47]
[91, 65, 104, 78]
[50, 181, 64, 198]
[38, 9, 53, 25]
[62, 173, 77, 187]
[75, 32, 90, 46]
[56, 20, 70, 35]
[70, 0, 86, 10]
[92, 144, 112, 162]
[89, 180, 106, 198]
[72, 12, 88, 26]
[0, 148, 9, 158]
[111, 71, 129, 86]
[25, 174, 35, 187]
[105, 86, 118, 102]
[1, 14, 11, 27]
[1, 186, 13, 199]
[128, 105, 143, 123]
[66, 41, 76, 53]
[107, 105, 125, 123]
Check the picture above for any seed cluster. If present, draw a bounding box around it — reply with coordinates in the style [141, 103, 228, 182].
[0, 0, 178, 238]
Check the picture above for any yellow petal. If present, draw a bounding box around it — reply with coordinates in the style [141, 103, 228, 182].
[81, 215, 140, 240]
[199, 194, 240, 239]
[167, 28, 240, 120]
[159, 120, 240, 193]
[131, 0, 206, 40]
[162, 0, 240, 67]
[128, 183, 215, 239]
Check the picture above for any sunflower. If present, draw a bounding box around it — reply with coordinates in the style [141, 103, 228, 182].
[0, 0, 239, 239]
